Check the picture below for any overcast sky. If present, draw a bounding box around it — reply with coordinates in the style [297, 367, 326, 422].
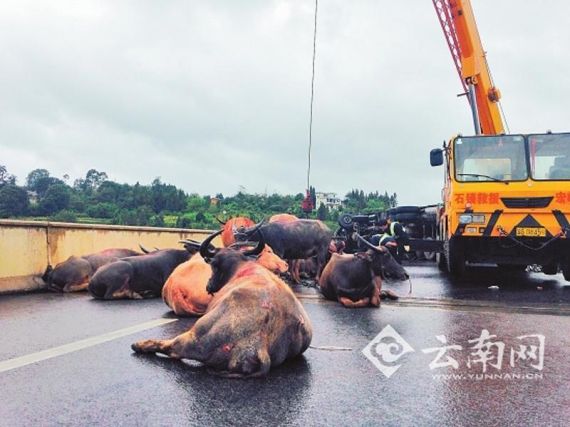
[1, 1, 569, 205]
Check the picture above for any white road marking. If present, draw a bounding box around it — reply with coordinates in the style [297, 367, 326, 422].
[0, 318, 178, 374]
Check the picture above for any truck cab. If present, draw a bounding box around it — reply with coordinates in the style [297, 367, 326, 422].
[431, 132, 570, 278]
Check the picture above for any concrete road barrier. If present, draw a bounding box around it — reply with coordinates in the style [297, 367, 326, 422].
[0, 219, 217, 294]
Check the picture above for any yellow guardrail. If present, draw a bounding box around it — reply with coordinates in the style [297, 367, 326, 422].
[0, 220, 217, 294]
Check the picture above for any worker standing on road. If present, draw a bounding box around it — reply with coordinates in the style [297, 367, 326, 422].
[374, 217, 411, 263]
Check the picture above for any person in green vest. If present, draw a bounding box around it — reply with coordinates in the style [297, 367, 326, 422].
[373, 217, 411, 263]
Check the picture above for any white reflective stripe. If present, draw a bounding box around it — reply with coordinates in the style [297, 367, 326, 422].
[390, 222, 397, 236]
[0, 318, 177, 374]
[379, 233, 391, 244]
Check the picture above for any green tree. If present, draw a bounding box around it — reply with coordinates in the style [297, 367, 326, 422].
[26, 169, 64, 198]
[39, 184, 71, 215]
[0, 185, 29, 217]
[86, 202, 117, 219]
[26, 168, 50, 189]
[0, 165, 16, 187]
[74, 169, 108, 194]
[316, 203, 329, 221]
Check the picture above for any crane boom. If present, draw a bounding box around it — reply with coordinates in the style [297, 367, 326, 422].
[433, 0, 505, 135]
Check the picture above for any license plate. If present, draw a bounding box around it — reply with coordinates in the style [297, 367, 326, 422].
[515, 227, 546, 237]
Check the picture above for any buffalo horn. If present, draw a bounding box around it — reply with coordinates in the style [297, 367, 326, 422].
[243, 233, 265, 257]
[241, 218, 266, 236]
[179, 239, 202, 251]
[355, 234, 386, 253]
[215, 216, 227, 225]
[200, 229, 223, 260]
[139, 244, 151, 254]
[229, 241, 260, 249]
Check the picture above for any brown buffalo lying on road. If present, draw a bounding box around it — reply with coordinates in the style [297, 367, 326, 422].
[43, 248, 141, 293]
[318, 235, 409, 308]
[132, 230, 312, 378]
[88, 242, 201, 300]
[162, 243, 288, 317]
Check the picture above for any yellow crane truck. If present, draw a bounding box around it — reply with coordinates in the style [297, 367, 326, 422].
[430, 0, 570, 278]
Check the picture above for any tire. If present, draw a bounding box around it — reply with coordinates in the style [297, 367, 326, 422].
[338, 214, 353, 229]
[446, 237, 465, 276]
[423, 237, 436, 261]
[393, 213, 422, 222]
[541, 263, 558, 275]
[393, 206, 422, 215]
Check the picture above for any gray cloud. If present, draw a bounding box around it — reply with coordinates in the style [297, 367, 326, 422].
[1, 0, 569, 205]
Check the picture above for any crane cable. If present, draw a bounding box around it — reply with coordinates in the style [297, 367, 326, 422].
[307, 0, 318, 191]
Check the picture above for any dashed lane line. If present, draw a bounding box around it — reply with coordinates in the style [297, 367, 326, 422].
[0, 318, 178, 374]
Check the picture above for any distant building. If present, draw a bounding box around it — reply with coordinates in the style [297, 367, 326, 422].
[315, 192, 342, 210]
[209, 197, 220, 207]
[27, 191, 38, 205]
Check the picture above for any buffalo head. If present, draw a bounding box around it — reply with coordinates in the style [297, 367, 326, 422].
[43, 256, 93, 292]
[356, 235, 409, 281]
[200, 229, 266, 295]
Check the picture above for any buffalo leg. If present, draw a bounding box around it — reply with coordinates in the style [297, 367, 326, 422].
[131, 338, 181, 358]
[288, 260, 301, 284]
[132, 328, 201, 360]
[338, 296, 371, 308]
[370, 277, 382, 307]
[63, 279, 89, 293]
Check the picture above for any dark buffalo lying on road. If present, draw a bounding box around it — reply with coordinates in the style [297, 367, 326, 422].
[235, 219, 333, 282]
[318, 235, 409, 308]
[43, 248, 141, 293]
[132, 230, 312, 378]
[88, 242, 201, 300]
[162, 242, 288, 317]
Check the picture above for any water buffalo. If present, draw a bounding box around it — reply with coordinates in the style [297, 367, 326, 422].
[291, 239, 345, 282]
[318, 235, 409, 308]
[218, 216, 255, 247]
[88, 242, 201, 300]
[162, 243, 288, 317]
[236, 219, 333, 282]
[132, 230, 312, 378]
[43, 248, 141, 293]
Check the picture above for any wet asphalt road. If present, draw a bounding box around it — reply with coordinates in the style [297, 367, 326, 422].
[0, 264, 569, 426]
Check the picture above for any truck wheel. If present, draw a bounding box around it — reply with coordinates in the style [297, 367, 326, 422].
[393, 212, 422, 222]
[446, 238, 465, 276]
[338, 214, 353, 229]
[393, 206, 422, 215]
[423, 237, 436, 261]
